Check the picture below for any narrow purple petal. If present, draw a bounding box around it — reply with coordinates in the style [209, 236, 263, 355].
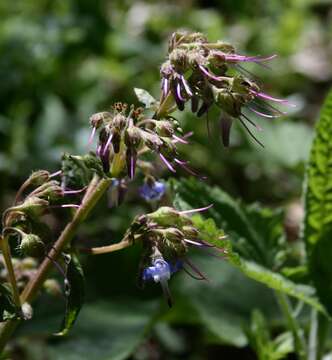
[248, 107, 280, 119]
[88, 127, 96, 145]
[159, 153, 176, 173]
[199, 65, 224, 81]
[176, 82, 185, 102]
[181, 75, 193, 97]
[96, 145, 102, 157]
[61, 204, 80, 208]
[251, 90, 296, 107]
[172, 134, 188, 144]
[63, 187, 87, 195]
[179, 204, 213, 215]
[225, 54, 277, 63]
[103, 133, 113, 156]
[184, 239, 205, 247]
[130, 155, 135, 179]
[163, 78, 169, 97]
[252, 100, 287, 116]
[49, 170, 62, 178]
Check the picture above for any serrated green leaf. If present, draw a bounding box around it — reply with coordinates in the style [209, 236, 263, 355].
[191, 215, 327, 315]
[55, 253, 85, 336]
[170, 177, 286, 269]
[303, 88, 332, 315]
[134, 88, 158, 109]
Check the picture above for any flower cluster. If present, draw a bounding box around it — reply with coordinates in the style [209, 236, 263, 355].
[160, 31, 290, 146]
[89, 102, 198, 178]
[2, 170, 82, 258]
[122, 205, 214, 306]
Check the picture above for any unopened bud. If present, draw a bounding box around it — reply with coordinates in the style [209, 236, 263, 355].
[19, 233, 45, 258]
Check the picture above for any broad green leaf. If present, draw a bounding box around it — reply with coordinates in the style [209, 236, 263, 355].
[55, 253, 85, 336]
[303, 89, 332, 315]
[192, 215, 327, 316]
[19, 300, 158, 360]
[172, 254, 278, 347]
[134, 88, 158, 109]
[170, 177, 286, 269]
[0, 283, 19, 321]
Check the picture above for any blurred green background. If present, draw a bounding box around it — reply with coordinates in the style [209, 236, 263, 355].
[1, 0, 332, 359]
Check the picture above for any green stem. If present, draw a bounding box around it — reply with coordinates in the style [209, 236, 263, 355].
[275, 291, 306, 360]
[0, 235, 21, 309]
[87, 239, 131, 255]
[0, 174, 111, 352]
[155, 91, 176, 119]
[308, 309, 318, 360]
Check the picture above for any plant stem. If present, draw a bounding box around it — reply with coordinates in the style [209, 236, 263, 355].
[87, 239, 131, 255]
[155, 92, 176, 119]
[275, 291, 306, 360]
[0, 235, 21, 309]
[0, 174, 111, 352]
[308, 309, 318, 360]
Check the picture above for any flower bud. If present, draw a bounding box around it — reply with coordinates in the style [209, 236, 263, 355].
[19, 233, 45, 258]
[182, 225, 199, 239]
[32, 181, 63, 201]
[111, 130, 121, 154]
[27, 170, 50, 187]
[15, 196, 49, 218]
[90, 112, 112, 128]
[153, 120, 174, 137]
[112, 113, 127, 130]
[124, 121, 141, 148]
[147, 207, 192, 228]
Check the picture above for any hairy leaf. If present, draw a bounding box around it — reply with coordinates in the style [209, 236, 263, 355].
[303, 89, 332, 315]
[192, 215, 327, 315]
[55, 253, 85, 336]
[134, 88, 158, 109]
[170, 177, 286, 269]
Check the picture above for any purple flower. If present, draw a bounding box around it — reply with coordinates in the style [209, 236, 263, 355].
[139, 181, 166, 201]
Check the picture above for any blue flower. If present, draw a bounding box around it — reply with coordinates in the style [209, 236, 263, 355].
[139, 181, 166, 201]
[142, 258, 182, 307]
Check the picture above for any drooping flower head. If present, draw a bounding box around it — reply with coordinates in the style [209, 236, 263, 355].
[160, 31, 291, 146]
[122, 205, 216, 306]
[89, 103, 200, 179]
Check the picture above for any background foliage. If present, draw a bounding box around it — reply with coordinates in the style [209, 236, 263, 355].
[1, 0, 332, 359]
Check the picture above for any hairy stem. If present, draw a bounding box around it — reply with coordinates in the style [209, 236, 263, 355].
[87, 239, 131, 255]
[0, 174, 111, 352]
[155, 91, 176, 119]
[275, 291, 306, 360]
[0, 235, 21, 309]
